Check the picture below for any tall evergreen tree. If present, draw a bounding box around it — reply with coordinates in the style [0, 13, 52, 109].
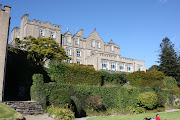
[158, 37, 180, 86]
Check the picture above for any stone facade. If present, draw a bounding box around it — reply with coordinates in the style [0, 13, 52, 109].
[0, 4, 11, 101]
[10, 14, 145, 72]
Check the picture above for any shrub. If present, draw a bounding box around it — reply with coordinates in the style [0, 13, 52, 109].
[157, 92, 167, 107]
[101, 70, 127, 85]
[45, 105, 75, 120]
[47, 61, 101, 85]
[85, 96, 105, 111]
[152, 81, 162, 93]
[134, 107, 146, 114]
[138, 92, 158, 109]
[163, 76, 178, 89]
[30, 74, 46, 109]
[70, 96, 82, 115]
[128, 71, 165, 87]
[49, 88, 71, 106]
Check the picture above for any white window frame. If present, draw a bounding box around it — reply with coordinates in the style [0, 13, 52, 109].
[66, 36, 71, 43]
[77, 50, 81, 57]
[50, 31, 56, 38]
[91, 40, 95, 47]
[138, 65, 142, 71]
[111, 62, 116, 71]
[127, 64, 132, 72]
[97, 41, 100, 48]
[39, 29, 45, 37]
[111, 45, 114, 51]
[75, 38, 79, 45]
[119, 63, 125, 71]
[67, 59, 72, 63]
[66, 48, 71, 56]
[102, 61, 108, 70]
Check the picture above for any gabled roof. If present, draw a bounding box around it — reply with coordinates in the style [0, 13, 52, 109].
[64, 30, 72, 36]
[107, 39, 120, 48]
[86, 28, 103, 42]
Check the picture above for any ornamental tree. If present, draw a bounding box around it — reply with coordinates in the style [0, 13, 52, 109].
[19, 36, 71, 65]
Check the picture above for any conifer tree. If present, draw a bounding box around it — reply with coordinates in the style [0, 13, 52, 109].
[158, 37, 180, 86]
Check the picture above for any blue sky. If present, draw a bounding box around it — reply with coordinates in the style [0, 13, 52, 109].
[1, 0, 180, 69]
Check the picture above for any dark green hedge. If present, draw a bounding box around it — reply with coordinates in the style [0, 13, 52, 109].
[46, 61, 101, 85]
[101, 70, 127, 85]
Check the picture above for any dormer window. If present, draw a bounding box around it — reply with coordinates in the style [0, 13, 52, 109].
[39, 29, 45, 37]
[75, 38, 79, 45]
[111, 45, 114, 51]
[91, 41, 95, 47]
[97, 41, 100, 48]
[50, 31, 56, 38]
[66, 36, 71, 43]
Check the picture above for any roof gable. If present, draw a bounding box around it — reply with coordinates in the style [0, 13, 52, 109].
[86, 29, 103, 42]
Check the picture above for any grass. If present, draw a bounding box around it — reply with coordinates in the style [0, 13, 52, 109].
[0, 102, 23, 120]
[87, 111, 180, 120]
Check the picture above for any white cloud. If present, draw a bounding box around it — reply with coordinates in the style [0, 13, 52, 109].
[159, 0, 168, 3]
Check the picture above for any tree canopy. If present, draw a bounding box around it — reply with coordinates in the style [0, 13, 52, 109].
[158, 37, 180, 86]
[18, 36, 71, 65]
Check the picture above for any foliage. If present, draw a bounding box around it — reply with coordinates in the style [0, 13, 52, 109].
[49, 88, 71, 106]
[45, 105, 75, 120]
[151, 81, 162, 93]
[85, 96, 105, 111]
[127, 71, 165, 87]
[127, 71, 145, 87]
[101, 70, 127, 85]
[70, 96, 82, 115]
[163, 76, 178, 89]
[158, 37, 180, 86]
[46, 61, 101, 85]
[18, 36, 70, 65]
[137, 92, 158, 109]
[148, 65, 159, 71]
[157, 92, 167, 107]
[30, 74, 46, 109]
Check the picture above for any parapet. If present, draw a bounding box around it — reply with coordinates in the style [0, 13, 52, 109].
[22, 14, 61, 30]
[0, 4, 11, 13]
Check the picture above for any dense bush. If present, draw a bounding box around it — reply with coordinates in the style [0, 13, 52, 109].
[151, 81, 163, 93]
[85, 96, 105, 111]
[49, 88, 71, 106]
[137, 92, 158, 109]
[46, 61, 101, 85]
[157, 92, 167, 107]
[101, 70, 127, 85]
[30, 74, 46, 109]
[45, 105, 75, 120]
[163, 76, 178, 89]
[127, 71, 165, 87]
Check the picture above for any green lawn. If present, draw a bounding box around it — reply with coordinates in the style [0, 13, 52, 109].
[87, 111, 180, 120]
[0, 102, 23, 119]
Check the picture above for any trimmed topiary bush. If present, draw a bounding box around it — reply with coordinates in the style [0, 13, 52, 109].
[31, 74, 46, 109]
[138, 92, 158, 109]
[49, 88, 71, 106]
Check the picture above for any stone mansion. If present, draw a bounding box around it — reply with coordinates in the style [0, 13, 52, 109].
[10, 14, 146, 72]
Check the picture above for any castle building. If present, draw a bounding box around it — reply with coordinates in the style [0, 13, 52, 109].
[0, 4, 11, 101]
[10, 14, 146, 72]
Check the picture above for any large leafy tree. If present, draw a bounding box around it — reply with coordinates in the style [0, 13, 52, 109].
[158, 37, 180, 86]
[19, 36, 71, 65]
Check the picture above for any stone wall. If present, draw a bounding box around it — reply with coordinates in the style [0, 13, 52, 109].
[0, 4, 11, 101]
